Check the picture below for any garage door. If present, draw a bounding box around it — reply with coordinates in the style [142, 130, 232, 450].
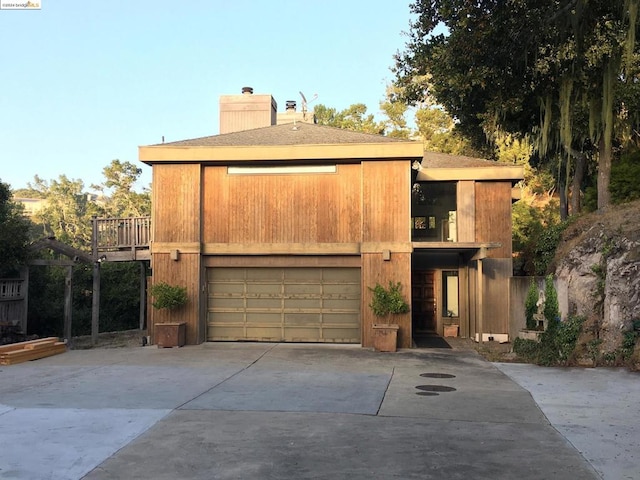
[207, 267, 360, 343]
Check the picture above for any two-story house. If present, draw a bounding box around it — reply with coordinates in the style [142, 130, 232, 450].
[139, 89, 523, 348]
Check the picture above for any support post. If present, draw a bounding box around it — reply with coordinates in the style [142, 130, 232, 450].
[64, 266, 73, 346]
[139, 262, 146, 331]
[477, 258, 483, 345]
[21, 266, 29, 334]
[91, 262, 100, 345]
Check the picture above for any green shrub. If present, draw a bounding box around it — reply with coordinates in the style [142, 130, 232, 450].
[610, 149, 640, 204]
[525, 278, 539, 330]
[543, 275, 559, 328]
[514, 315, 585, 366]
[149, 282, 187, 310]
[369, 281, 410, 319]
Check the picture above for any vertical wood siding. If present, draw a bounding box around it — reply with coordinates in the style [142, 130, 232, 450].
[153, 164, 201, 243]
[361, 252, 412, 348]
[150, 253, 202, 345]
[362, 161, 411, 242]
[474, 182, 512, 258]
[202, 164, 362, 244]
[457, 181, 475, 242]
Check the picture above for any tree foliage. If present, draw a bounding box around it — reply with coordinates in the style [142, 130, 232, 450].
[395, 0, 640, 211]
[28, 175, 98, 249]
[0, 179, 32, 276]
[91, 159, 151, 217]
[314, 103, 385, 135]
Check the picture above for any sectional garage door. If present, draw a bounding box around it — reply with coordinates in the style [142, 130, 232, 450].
[207, 267, 361, 343]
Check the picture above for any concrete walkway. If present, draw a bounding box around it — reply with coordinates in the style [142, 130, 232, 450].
[0, 343, 608, 479]
[495, 362, 640, 480]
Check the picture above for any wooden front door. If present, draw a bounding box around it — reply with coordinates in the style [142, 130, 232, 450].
[412, 270, 437, 332]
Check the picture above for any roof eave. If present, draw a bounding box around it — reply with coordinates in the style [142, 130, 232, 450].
[139, 142, 425, 165]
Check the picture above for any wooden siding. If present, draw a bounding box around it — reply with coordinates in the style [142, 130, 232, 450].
[150, 253, 202, 345]
[457, 181, 475, 242]
[152, 164, 201, 243]
[202, 164, 362, 244]
[474, 182, 513, 259]
[205, 256, 361, 268]
[363, 161, 411, 243]
[361, 252, 412, 349]
[466, 259, 511, 337]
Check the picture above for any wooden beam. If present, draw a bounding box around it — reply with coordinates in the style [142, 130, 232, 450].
[29, 259, 76, 267]
[202, 243, 362, 255]
[29, 237, 93, 263]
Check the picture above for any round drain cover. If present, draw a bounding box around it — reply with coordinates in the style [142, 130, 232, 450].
[416, 392, 439, 396]
[415, 385, 457, 392]
[420, 373, 456, 379]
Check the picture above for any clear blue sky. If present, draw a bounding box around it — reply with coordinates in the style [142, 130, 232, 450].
[1, 0, 416, 192]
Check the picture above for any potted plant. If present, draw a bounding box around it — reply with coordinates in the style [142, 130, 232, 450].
[369, 281, 410, 352]
[149, 282, 188, 348]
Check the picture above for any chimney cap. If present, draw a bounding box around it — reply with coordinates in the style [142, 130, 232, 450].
[285, 100, 297, 111]
[241, 86, 254, 95]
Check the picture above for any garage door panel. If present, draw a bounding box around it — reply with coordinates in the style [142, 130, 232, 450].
[284, 268, 322, 282]
[245, 312, 281, 324]
[323, 284, 359, 295]
[246, 283, 281, 294]
[284, 283, 322, 294]
[209, 268, 245, 281]
[284, 298, 322, 309]
[284, 313, 321, 325]
[208, 267, 360, 343]
[245, 327, 281, 340]
[246, 298, 281, 309]
[213, 297, 246, 309]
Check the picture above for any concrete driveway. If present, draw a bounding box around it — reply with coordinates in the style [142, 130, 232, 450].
[0, 343, 605, 479]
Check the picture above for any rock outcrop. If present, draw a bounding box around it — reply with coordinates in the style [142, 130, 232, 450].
[554, 200, 640, 356]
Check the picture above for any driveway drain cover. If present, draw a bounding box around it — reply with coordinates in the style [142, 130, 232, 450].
[420, 373, 456, 379]
[416, 392, 439, 396]
[416, 385, 457, 392]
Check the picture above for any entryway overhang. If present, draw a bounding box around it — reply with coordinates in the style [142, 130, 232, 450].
[411, 242, 501, 261]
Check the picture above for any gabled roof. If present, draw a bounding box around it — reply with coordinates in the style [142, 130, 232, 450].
[155, 123, 409, 147]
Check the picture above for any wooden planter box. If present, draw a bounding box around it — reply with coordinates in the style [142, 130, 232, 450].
[373, 324, 399, 352]
[443, 324, 459, 337]
[155, 322, 186, 348]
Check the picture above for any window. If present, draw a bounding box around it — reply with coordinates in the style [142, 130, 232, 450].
[442, 271, 459, 318]
[412, 182, 457, 241]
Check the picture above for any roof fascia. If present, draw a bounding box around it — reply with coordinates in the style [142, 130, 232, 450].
[139, 142, 424, 164]
[416, 166, 524, 183]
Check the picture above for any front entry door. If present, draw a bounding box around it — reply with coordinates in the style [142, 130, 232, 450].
[412, 270, 436, 332]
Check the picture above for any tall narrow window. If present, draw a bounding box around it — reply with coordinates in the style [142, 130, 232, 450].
[442, 271, 459, 318]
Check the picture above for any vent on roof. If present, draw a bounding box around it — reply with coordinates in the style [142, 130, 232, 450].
[242, 86, 254, 95]
[285, 100, 296, 112]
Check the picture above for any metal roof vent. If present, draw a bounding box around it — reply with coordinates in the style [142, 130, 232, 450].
[285, 100, 296, 112]
[241, 86, 254, 95]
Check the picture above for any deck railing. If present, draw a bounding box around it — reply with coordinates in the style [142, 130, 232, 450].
[93, 217, 151, 252]
[0, 279, 24, 301]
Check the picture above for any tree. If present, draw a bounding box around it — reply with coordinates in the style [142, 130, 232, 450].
[314, 103, 385, 134]
[91, 159, 151, 217]
[28, 175, 98, 249]
[395, 0, 640, 212]
[0, 180, 32, 276]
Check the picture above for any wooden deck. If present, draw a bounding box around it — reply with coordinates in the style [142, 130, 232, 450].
[92, 217, 151, 262]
